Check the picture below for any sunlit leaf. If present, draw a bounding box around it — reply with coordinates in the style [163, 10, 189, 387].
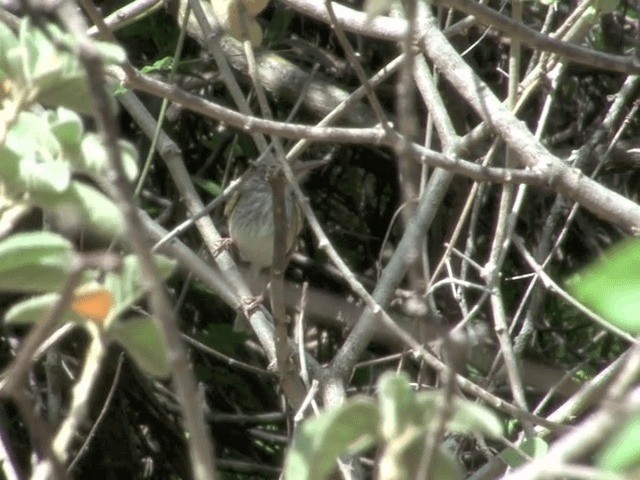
[0, 232, 72, 292]
[94, 41, 127, 65]
[364, 0, 395, 19]
[1, 112, 71, 195]
[380, 432, 464, 480]
[597, 414, 640, 473]
[0, 22, 20, 80]
[38, 182, 125, 240]
[4, 293, 84, 325]
[444, 397, 504, 439]
[567, 239, 640, 334]
[285, 398, 379, 480]
[109, 316, 170, 378]
[48, 107, 84, 146]
[140, 56, 173, 74]
[104, 254, 176, 319]
[80, 134, 139, 182]
[20, 20, 60, 85]
[413, 392, 504, 439]
[594, 0, 619, 14]
[378, 371, 415, 440]
[500, 436, 549, 468]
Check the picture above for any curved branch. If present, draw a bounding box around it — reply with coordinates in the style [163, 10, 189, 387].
[282, 0, 640, 74]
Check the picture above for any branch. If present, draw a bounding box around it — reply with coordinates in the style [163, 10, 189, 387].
[282, 0, 640, 75]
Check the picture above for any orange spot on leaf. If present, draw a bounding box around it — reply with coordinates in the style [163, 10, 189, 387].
[71, 286, 114, 324]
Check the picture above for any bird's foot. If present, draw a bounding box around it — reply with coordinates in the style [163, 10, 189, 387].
[212, 237, 234, 258]
[240, 294, 264, 318]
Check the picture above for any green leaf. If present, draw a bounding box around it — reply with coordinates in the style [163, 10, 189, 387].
[21, 156, 71, 194]
[597, 414, 640, 473]
[0, 22, 20, 79]
[80, 134, 139, 182]
[380, 432, 464, 480]
[0, 22, 19, 55]
[1, 112, 71, 195]
[4, 293, 84, 325]
[426, 447, 464, 480]
[265, 5, 295, 43]
[48, 107, 84, 146]
[378, 372, 415, 440]
[6, 51, 28, 87]
[119, 140, 140, 181]
[500, 437, 549, 469]
[104, 254, 176, 319]
[567, 239, 640, 334]
[20, 20, 60, 85]
[140, 56, 173, 74]
[364, 0, 395, 19]
[594, 0, 618, 14]
[109, 316, 170, 378]
[94, 41, 127, 65]
[196, 323, 248, 357]
[285, 398, 379, 480]
[445, 398, 504, 439]
[192, 177, 223, 196]
[0, 232, 72, 292]
[23, 25, 94, 113]
[37, 182, 125, 240]
[413, 392, 504, 439]
[37, 74, 94, 115]
[5, 111, 59, 161]
[78, 134, 107, 174]
[16, 21, 100, 114]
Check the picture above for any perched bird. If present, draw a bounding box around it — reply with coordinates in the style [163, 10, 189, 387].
[226, 162, 303, 269]
[225, 159, 326, 329]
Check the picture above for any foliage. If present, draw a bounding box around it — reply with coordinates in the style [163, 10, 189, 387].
[0, 20, 135, 239]
[0, 232, 175, 377]
[567, 239, 640, 334]
[285, 373, 502, 480]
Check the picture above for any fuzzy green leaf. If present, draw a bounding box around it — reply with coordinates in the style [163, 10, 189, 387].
[413, 392, 504, 439]
[597, 414, 640, 473]
[104, 254, 176, 320]
[500, 436, 549, 469]
[36, 182, 125, 240]
[0, 22, 20, 79]
[80, 134, 139, 182]
[0, 232, 72, 292]
[48, 108, 84, 146]
[285, 398, 379, 480]
[567, 239, 640, 334]
[109, 316, 170, 378]
[378, 371, 415, 441]
[4, 293, 85, 325]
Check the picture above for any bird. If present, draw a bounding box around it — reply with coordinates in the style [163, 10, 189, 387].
[225, 162, 302, 269]
[225, 159, 326, 330]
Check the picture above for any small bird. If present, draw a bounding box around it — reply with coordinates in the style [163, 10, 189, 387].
[225, 159, 326, 329]
[225, 162, 303, 269]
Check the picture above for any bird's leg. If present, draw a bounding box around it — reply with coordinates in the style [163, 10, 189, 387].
[212, 237, 234, 258]
[234, 263, 268, 332]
